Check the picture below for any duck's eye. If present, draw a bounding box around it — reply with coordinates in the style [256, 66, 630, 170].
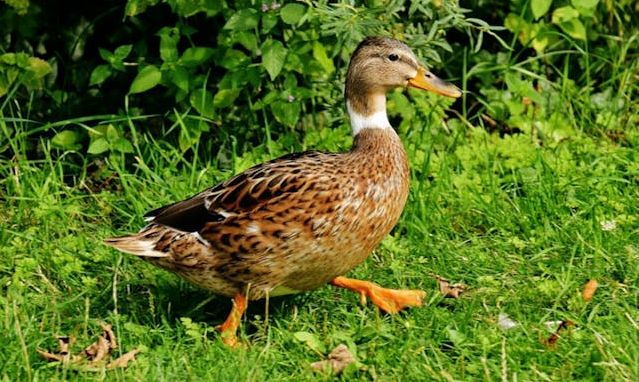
[388, 54, 399, 62]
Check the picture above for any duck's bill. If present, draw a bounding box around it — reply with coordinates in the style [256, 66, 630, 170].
[408, 67, 462, 98]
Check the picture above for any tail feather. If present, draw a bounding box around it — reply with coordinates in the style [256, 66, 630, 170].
[103, 235, 169, 258]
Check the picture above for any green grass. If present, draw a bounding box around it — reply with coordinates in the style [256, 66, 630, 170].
[2, 53, 639, 382]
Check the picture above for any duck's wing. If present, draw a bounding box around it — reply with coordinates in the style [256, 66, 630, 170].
[144, 151, 335, 233]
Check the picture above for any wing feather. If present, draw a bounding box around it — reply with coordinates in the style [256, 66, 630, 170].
[147, 151, 335, 232]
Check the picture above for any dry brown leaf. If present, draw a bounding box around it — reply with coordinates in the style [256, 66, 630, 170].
[57, 336, 72, 356]
[37, 349, 66, 362]
[582, 279, 598, 302]
[85, 324, 118, 363]
[38, 322, 138, 370]
[543, 320, 575, 348]
[38, 336, 77, 363]
[101, 323, 118, 350]
[37, 348, 82, 364]
[85, 335, 111, 363]
[107, 349, 140, 369]
[310, 344, 355, 375]
[436, 276, 466, 298]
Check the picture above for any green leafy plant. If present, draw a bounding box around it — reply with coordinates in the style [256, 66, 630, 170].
[0, 52, 51, 97]
[505, 0, 638, 53]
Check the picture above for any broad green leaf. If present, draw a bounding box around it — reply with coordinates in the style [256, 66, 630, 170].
[572, 0, 599, 8]
[51, 130, 80, 150]
[283, 74, 297, 89]
[558, 18, 587, 40]
[180, 47, 214, 67]
[260, 91, 278, 106]
[312, 42, 334, 74]
[0, 53, 16, 64]
[159, 27, 180, 63]
[112, 137, 134, 153]
[98, 48, 113, 62]
[172, 0, 222, 17]
[531, 24, 552, 53]
[504, 14, 533, 43]
[171, 66, 189, 92]
[4, 67, 19, 85]
[261, 12, 279, 33]
[223, 9, 259, 31]
[189, 89, 215, 118]
[551, 6, 579, 23]
[106, 124, 120, 141]
[14, 52, 29, 68]
[532, 35, 549, 53]
[213, 88, 240, 108]
[218, 71, 248, 89]
[531, 0, 552, 19]
[26, 58, 52, 78]
[219, 49, 249, 70]
[87, 137, 110, 154]
[234, 31, 258, 53]
[505, 72, 544, 104]
[262, 40, 287, 80]
[572, 0, 599, 16]
[293, 331, 326, 353]
[280, 3, 306, 25]
[113, 45, 133, 61]
[125, 0, 160, 16]
[88, 124, 108, 139]
[0, 77, 9, 97]
[271, 99, 300, 127]
[129, 65, 161, 94]
[90, 65, 112, 86]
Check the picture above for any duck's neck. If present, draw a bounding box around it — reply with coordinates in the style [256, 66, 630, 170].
[346, 92, 392, 137]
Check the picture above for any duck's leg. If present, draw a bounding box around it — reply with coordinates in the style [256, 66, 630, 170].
[218, 293, 247, 347]
[330, 276, 425, 314]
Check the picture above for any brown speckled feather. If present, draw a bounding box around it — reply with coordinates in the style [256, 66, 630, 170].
[105, 129, 408, 299]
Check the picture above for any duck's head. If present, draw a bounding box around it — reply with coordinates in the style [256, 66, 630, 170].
[345, 36, 461, 135]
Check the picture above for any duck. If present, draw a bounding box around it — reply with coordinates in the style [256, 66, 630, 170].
[105, 36, 461, 346]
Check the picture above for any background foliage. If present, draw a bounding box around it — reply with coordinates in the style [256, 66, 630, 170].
[1, 0, 638, 380]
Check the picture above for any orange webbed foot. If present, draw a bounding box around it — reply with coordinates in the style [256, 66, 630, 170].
[217, 293, 247, 347]
[331, 276, 425, 314]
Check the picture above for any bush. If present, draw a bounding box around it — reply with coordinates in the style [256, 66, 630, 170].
[0, 0, 636, 163]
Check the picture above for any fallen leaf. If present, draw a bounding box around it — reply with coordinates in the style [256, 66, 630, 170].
[37, 336, 78, 363]
[543, 320, 575, 348]
[497, 313, 518, 330]
[85, 335, 110, 363]
[582, 279, 598, 302]
[37, 322, 139, 370]
[37, 349, 66, 362]
[107, 349, 140, 369]
[58, 336, 72, 356]
[85, 323, 118, 363]
[435, 276, 466, 298]
[310, 344, 355, 375]
[101, 323, 118, 350]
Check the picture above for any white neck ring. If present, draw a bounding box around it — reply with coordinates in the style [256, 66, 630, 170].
[346, 100, 392, 136]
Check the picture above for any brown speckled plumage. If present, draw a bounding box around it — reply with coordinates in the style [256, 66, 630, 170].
[105, 36, 461, 345]
[107, 129, 408, 299]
